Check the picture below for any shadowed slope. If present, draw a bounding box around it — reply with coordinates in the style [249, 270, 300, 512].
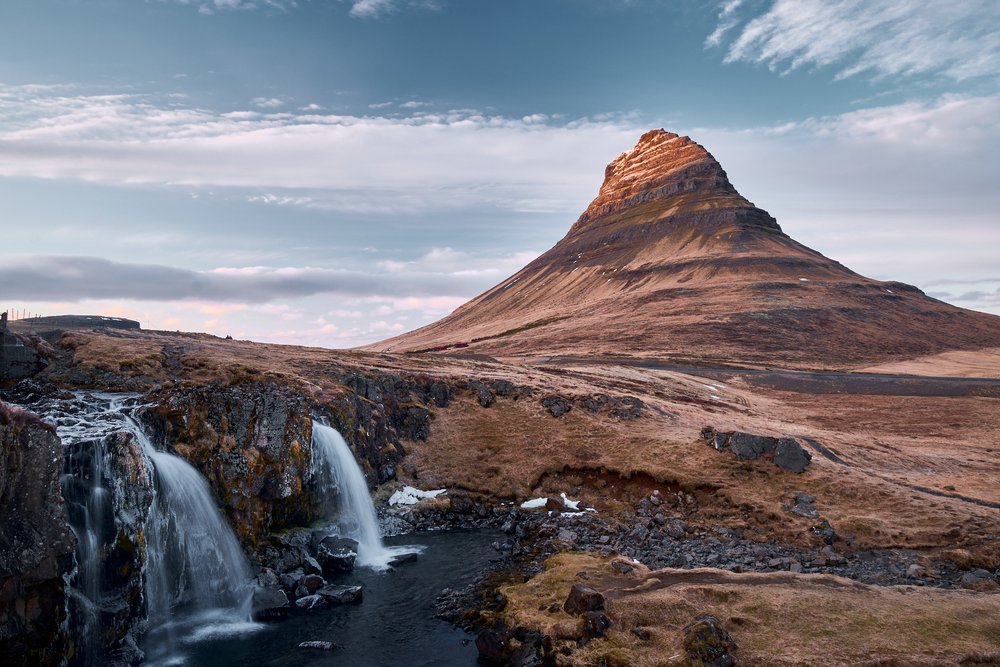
[369, 130, 1000, 368]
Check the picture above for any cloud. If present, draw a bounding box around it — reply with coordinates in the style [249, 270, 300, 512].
[711, 0, 1000, 82]
[349, 0, 396, 18]
[0, 83, 641, 214]
[0, 253, 541, 304]
[251, 97, 286, 108]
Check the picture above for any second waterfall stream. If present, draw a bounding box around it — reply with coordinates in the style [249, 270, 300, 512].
[310, 421, 413, 569]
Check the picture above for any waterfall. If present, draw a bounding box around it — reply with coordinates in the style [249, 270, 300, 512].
[311, 422, 398, 569]
[126, 418, 254, 625]
[36, 392, 258, 665]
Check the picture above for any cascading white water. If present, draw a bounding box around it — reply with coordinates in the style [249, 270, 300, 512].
[127, 420, 253, 613]
[311, 422, 400, 569]
[124, 416, 258, 662]
[33, 391, 258, 665]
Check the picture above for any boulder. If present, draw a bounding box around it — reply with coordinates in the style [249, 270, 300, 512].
[683, 614, 736, 667]
[302, 555, 323, 576]
[278, 568, 304, 592]
[475, 624, 509, 663]
[317, 536, 359, 575]
[251, 586, 290, 620]
[728, 431, 777, 460]
[581, 611, 612, 639]
[563, 584, 605, 615]
[295, 594, 329, 611]
[541, 396, 571, 417]
[295, 574, 326, 597]
[316, 584, 363, 605]
[468, 381, 495, 407]
[388, 552, 418, 567]
[774, 438, 812, 473]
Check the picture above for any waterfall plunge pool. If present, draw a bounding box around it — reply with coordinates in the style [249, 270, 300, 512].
[162, 529, 504, 666]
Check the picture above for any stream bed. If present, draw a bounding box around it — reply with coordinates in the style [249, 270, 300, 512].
[150, 529, 503, 666]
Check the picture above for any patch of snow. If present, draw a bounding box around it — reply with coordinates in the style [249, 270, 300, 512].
[886, 289, 894, 294]
[520, 497, 548, 509]
[703, 384, 719, 391]
[560, 492, 579, 510]
[710, 394, 721, 400]
[799, 278, 809, 282]
[388, 486, 447, 506]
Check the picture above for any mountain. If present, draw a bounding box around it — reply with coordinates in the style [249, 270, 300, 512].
[369, 130, 1000, 368]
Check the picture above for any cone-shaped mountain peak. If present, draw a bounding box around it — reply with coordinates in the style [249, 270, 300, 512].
[368, 130, 1000, 368]
[573, 129, 746, 229]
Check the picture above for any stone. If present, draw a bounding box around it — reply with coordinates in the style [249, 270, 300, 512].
[541, 395, 572, 417]
[251, 586, 290, 620]
[302, 555, 323, 576]
[631, 626, 652, 641]
[256, 567, 279, 588]
[295, 594, 329, 611]
[389, 552, 418, 567]
[812, 519, 837, 545]
[563, 584, 605, 615]
[683, 615, 736, 667]
[611, 560, 633, 574]
[295, 574, 326, 597]
[581, 611, 612, 639]
[317, 536, 359, 575]
[469, 381, 495, 408]
[475, 624, 509, 663]
[774, 438, 812, 473]
[728, 431, 777, 460]
[666, 518, 686, 539]
[279, 568, 304, 592]
[316, 584, 363, 605]
[545, 497, 566, 511]
[557, 529, 578, 544]
[709, 431, 729, 452]
[298, 640, 343, 651]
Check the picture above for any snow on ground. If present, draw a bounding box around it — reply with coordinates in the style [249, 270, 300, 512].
[388, 486, 447, 506]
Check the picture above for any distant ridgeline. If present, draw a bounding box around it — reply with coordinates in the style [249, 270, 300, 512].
[9, 314, 141, 332]
[1, 313, 140, 381]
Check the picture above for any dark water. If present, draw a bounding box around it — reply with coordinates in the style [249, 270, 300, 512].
[146, 530, 502, 667]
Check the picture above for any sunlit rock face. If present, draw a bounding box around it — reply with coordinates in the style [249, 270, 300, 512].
[0, 404, 75, 667]
[368, 129, 1000, 368]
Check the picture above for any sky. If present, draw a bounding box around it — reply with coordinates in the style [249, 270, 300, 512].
[1, 0, 998, 347]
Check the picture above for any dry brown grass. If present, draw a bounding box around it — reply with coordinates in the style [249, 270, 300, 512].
[49, 329, 1000, 560]
[501, 553, 1000, 667]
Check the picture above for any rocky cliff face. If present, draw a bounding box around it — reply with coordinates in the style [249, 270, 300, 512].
[0, 403, 75, 666]
[369, 129, 1000, 368]
[143, 370, 442, 548]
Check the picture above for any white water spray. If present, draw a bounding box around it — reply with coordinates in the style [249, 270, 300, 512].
[310, 422, 403, 569]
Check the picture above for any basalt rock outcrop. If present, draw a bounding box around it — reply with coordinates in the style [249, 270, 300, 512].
[369, 129, 1000, 368]
[141, 370, 445, 548]
[0, 402, 74, 666]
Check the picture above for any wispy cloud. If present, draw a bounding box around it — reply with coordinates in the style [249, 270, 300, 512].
[251, 96, 286, 108]
[0, 83, 641, 214]
[348, 0, 396, 18]
[710, 0, 1000, 82]
[0, 254, 530, 303]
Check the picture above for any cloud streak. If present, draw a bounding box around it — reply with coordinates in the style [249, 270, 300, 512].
[0, 253, 535, 304]
[712, 0, 1000, 82]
